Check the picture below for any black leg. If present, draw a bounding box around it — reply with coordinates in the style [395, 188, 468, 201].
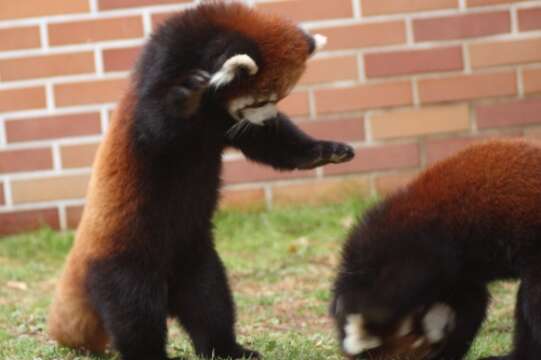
[479, 273, 541, 360]
[435, 284, 489, 360]
[512, 269, 541, 360]
[171, 247, 259, 359]
[228, 112, 354, 170]
[86, 256, 171, 360]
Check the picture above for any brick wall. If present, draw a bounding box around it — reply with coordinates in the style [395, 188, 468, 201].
[0, 0, 541, 235]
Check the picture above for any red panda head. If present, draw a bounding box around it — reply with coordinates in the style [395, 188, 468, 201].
[199, 2, 326, 124]
[331, 203, 457, 360]
[336, 303, 454, 360]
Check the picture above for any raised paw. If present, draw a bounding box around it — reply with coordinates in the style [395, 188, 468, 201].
[297, 141, 355, 169]
[183, 70, 211, 93]
[166, 70, 211, 118]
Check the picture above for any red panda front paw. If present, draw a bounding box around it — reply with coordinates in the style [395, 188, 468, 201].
[298, 142, 355, 169]
[166, 70, 210, 118]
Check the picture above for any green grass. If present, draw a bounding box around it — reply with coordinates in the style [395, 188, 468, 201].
[0, 198, 515, 359]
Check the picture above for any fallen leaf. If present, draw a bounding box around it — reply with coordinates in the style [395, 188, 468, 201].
[6, 281, 28, 291]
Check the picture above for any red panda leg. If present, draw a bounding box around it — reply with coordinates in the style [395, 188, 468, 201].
[86, 255, 170, 360]
[228, 112, 354, 171]
[511, 267, 541, 360]
[170, 246, 260, 359]
[434, 284, 489, 360]
[48, 261, 108, 353]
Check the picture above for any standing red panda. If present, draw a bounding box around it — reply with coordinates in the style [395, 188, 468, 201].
[47, 2, 354, 360]
[331, 139, 541, 360]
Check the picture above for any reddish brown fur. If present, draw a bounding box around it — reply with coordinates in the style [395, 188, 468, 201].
[389, 139, 541, 233]
[48, 91, 139, 351]
[201, 2, 310, 99]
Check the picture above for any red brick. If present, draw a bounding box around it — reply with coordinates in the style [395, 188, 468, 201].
[325, 143, 420, 175]
[0, 148, 53, 174]
[370, 105, 470, 140]
[49, 17, 144, 46]
[470, 38, 541, 69]
[257, 0, 353, 22]
[223, 159, 316, 184]
[5, 113, 101, 143]
[365, 46, 463, 78]
[362, 0, 458, 15]
[298, 117, 365, 142]
[99, 0, 190, 10]
[0, 26, 40, 52]
[467, 0, 528, 7]
[413, 11, 510, 42]
[426, 134, 520, 164]
[61, 143, 100, 169]
[103, 46, 142, 73]
[0, 52, 95, 82]
[54, 78, 129, 107]
[0, 87, 46, 113]
[279, 92, 310, 117]
[476, 98, 541, 129]
[524, 68, 541, 95]
[0, 0, 89, 20]
[151, 12, 175, 29]
[375, 171, 418, 195]
[315, 81, 412, 114]
[519, 7, 541, 31]
[0, 183, 4, 205]
[66, 205, 84, 229]
[0, 208, 60, 236]
[300, 56, 358, 85]
[419, 71, 516, 104]
[12, 174, 90, 204]
[314, 21, 406, 51]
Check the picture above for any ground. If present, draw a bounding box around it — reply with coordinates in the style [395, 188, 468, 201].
[0, 198, 516, 359]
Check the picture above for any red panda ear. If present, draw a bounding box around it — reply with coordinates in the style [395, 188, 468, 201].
[313, 34, 328, 52]
[304, 28, 328, 56]
[209, 54, 258, 89]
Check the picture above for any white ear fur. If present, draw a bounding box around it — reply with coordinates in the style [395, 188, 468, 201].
[313, 34, 328, 51]
[210, 54, 258, 88]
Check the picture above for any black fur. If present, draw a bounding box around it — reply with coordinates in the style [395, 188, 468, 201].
[85, 5, 354, 360]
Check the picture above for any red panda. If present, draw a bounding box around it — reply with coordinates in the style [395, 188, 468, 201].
[331, 139, 541, 360]
[47, 2, 354, 360]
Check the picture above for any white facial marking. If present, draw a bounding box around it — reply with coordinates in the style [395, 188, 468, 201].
[210, 54, 258, 88]
[228, 93, 279, 124]
[343, 314, 382, 355]
[423, 303, 455, 344]
[412, 338, 425, 349]
[313, 34, 328, 51]
[242, 103, 277, 125]
[397, 315, 414, 337]
[229, 96, 255, 114]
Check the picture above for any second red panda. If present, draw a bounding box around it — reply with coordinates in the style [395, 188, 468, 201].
[332, 139, 541, 360]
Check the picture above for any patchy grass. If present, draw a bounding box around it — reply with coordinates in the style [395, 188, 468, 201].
[0, 198, 516, 359]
